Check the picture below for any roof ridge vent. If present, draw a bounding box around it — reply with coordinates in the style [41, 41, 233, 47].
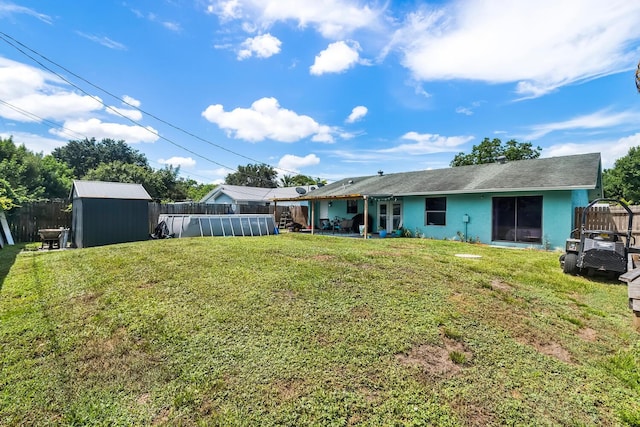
[495, 155, 507, 164]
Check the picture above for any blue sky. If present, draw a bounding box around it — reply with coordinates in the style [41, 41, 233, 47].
[1, 0, 640, 184]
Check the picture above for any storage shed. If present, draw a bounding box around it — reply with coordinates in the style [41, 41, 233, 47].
[71, 180, 152, 248]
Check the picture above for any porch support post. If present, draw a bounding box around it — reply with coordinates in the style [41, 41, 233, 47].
[273, 201, 278, 233]
[311, 200, 315, 235]
[363, 196, 369, 239]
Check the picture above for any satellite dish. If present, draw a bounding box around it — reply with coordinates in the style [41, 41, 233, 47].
[295, 187, 307, 195]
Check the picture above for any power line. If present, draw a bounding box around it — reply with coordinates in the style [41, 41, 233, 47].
[0, 32, 245, 174]
[0, 97, 224, 184]
[0, 31, 318, 182]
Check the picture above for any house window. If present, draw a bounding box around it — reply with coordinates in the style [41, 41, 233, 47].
[492, 196, 542, 243]
[347, 200, 358, 214]
[425, 197, 446, 226]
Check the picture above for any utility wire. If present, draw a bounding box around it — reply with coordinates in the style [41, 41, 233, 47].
[0, 31, 318, 181]
[0, 98, 298, 199]
[0, 97, 224, 185]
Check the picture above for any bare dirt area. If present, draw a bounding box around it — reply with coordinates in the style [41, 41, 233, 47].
[395, 337, 472, 378]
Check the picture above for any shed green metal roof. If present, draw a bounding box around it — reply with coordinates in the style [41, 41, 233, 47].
[71, 180, 152, 200]
[276, 153, 601, 201]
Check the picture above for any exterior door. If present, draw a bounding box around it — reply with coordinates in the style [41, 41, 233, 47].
[378, 201, 402, 232]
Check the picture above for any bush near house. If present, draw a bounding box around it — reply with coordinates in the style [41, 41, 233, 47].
[0, 235, 638, 425]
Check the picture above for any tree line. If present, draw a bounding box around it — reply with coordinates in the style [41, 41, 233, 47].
[0, 136, 325, 210]
[0, 136, 215, 208]
[2, 135, 639, 210]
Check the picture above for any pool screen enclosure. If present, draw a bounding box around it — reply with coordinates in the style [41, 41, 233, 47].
[159, 214, 277, 238]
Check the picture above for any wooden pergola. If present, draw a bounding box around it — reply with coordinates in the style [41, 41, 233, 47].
[272, 193, 371, 238]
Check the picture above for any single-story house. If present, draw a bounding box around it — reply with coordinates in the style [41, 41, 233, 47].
[71, 180, 152, 248]
[272, 153, 603, 249]
[200, 185, 313, 209]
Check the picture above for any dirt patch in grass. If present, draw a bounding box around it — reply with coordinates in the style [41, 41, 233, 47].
[273, 289, 297, 301]
[577, 327, 597, 342]
[275, 378, 307, 401]
[314, 332, 334, 346]
[74, 327, 163, 385]
[395, 338, 472, 378]
[517, 337, 573, 363]
[71, 291, 101, 304]
[490, 279, 512, 292]
[151, 407, 170, 425]
[350, 304, 373, 319]
[450, 400, 495, 427]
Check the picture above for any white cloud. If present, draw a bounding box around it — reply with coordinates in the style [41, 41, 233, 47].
[207, 0, 243, 21]
[122, 95, 141, 108]
[206, 0, 384, 38]
[50, 118, 159, 143]
[525, 109, 640, 140]
[380, 132, 474, 155]
[0, 3, 52, 24]
[0, 131, 66, 154]
[106, 106, 143, 121]
[310, 40, 362, 75]
[393, 0, 640, 97]
[201, 97, 335, 143]
[76, 32, 127, 50]
[0, 92, 104, 122]
[162, 21, 182, 32]
[346, 105, 368, 123]
[0, 57, 104, 121]
[277, 153, 320, 172]
[0, 57, 159, 145]
[159, 156, 197, 168]
[455, 107, 473, 116]
[545, 133, 640, 169]
[238, 33, 282, 60]
[107, 95, 144, 120]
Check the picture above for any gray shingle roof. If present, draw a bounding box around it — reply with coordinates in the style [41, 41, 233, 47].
[71, 180, 152, 200]
[200, 185, 315, 203]
[281, 153, 601, 200]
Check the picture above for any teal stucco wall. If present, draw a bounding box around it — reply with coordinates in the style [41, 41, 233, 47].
[399, 190, 589, 250]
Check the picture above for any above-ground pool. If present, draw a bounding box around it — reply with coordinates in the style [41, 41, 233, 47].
[158, 214, 277, 238]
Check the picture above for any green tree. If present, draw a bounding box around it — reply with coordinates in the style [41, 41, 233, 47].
[0, 136, 74, 205]
[83, 161, 197, 202]
[279, 174, 295, 187]
[450, 138, 542, 167]
[602, 146, 640, 202]
[184, 182, 217, 202]
[290, 174, 320, 186]
[225, 164, 278, 188]
[279, 174, 324, 187]
[52, 138, 148, 178]
[0, 178, 24, 210]
[83, 161, 158, 197]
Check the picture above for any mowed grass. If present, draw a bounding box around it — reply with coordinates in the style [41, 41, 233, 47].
[1, 234, 639, 426]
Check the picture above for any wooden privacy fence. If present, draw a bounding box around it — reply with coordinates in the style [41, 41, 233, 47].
[574, 205, 640, 241]
[7, 201, 290, 243]
[5, 201, 71, 243]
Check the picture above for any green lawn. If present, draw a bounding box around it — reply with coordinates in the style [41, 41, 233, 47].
[1, 234, 639, 426]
